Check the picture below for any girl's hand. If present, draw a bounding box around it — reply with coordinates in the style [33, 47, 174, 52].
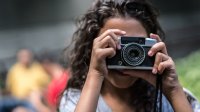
[148, 33, 180, 96]
[123, 33, 180, 97]
[75, 30, 126, 112]
[88, 29, 126, 78]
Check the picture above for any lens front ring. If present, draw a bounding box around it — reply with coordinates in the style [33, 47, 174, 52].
[121, 43, 145, 66]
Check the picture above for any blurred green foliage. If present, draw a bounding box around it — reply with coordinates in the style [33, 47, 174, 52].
[176, 50, 200, 101]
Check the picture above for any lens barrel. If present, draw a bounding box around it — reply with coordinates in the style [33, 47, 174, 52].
[121, 43, 145, 66]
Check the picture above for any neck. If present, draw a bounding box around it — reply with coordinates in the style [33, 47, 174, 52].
[21, 63, 31, 68]
[101, 79, 135, 112]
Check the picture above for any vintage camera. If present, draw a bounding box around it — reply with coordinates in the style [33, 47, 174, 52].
[106, 37, 157, 70]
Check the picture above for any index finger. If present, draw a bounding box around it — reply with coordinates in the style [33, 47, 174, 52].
[150, 33, 162, 42]
[97, 29, 126, 41]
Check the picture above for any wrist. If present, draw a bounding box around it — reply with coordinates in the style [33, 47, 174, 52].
[75, 69, 105, 112]
[164, 83, 184, 100]
[162, 72, 183, 98]
[164, 83, 193, 112]
[87, 69, 105, 84]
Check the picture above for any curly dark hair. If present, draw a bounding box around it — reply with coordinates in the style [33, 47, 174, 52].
[64, 0, 165, 111]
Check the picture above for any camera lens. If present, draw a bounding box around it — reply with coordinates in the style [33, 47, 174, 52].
[122, 43, 145, 66]
[128, 49, 139, 59]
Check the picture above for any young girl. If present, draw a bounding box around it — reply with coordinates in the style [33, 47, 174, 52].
[59, 0, 199, 111]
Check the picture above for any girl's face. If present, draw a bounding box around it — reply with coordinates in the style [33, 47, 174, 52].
[99, 17, 149, 88]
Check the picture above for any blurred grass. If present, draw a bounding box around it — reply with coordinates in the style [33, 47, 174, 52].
[175, 50, 200, 101]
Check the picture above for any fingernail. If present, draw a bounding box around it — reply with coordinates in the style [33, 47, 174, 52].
[121, 31, 126, 34]
[152, 68, 157, 74]
[148, 51, 153, 56]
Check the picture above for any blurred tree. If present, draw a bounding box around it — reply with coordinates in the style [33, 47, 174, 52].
[176, 50, 200, 101]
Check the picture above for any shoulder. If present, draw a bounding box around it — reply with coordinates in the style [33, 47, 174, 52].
[183, 88, 200, 111]
[31, 62, 44, 70]
[9, 63, 20, 71]
[59, 88, 111, 112]
[7, 63, 21, 76]
[59, 88, 81, 112]
[161, 88, 200, 112]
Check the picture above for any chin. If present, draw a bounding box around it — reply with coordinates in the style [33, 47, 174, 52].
[105, 70, 138, 89]
[111, 78, 138, 88]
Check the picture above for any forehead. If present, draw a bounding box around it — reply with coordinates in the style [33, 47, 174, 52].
[99, 18, 148, 37]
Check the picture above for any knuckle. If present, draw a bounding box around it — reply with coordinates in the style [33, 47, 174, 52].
[110, 48, 116, 57]
[151, 45, 157, 51]
[93, 49, 100, 55]
[111, 48, 115, 52]
[168, 56, 172, 60]
[107, 29, 112, 34]
[106, 35, 112, 40]
[156, 52, 162, 57]
[106, 36, 114, 46]
[160, 62, 164, 67]
[95, 49, 103, 59]
[169, 57, 175, 64]
[154, 64, 158, 68]
[93, 38, 98, 43]
[166, 56, 172, 61]
[92, 46, 97, 50]
[160, 42, 166, 47]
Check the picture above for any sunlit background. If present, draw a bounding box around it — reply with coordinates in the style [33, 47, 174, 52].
[0, 0, 200, 111]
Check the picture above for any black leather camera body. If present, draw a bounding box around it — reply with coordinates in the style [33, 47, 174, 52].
[106, 37, 156, 70]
